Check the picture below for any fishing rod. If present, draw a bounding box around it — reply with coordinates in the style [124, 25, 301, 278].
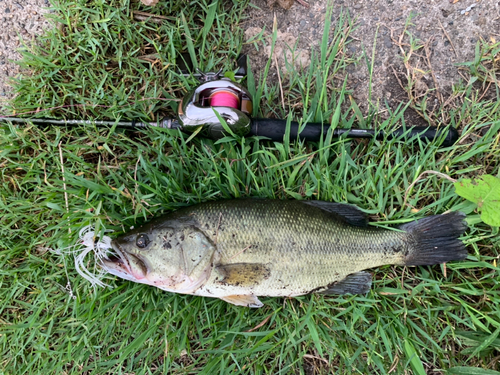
[0, 56, 459, 146]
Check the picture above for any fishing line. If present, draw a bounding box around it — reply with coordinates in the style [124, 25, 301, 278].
[209, 89, 240, 109]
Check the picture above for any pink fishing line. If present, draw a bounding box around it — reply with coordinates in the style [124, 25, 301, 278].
[209, 90, 239, 109]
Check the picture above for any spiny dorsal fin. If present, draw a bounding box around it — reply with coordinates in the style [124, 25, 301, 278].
[319, 271, 373, 295]
[302, 201, 369, 227]
[215, 263, 271, 288]
[220, 294, 263, 308]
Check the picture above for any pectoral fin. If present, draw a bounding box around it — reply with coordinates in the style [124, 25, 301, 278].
[319, 271, 373, 295]
[220, 294, 263, 308]
[215, 263, 271, 287]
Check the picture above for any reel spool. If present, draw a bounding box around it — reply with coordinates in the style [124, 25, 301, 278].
[209, 89, 240, 109]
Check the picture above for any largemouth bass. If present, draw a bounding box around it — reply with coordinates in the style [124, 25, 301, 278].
[101, 199, 467, 307]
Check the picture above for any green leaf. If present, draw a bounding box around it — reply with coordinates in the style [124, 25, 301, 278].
[447, 367, 500, 375]
[456, 330, 500, 350]
[403, 341, 426, 375]
[181, 12, 197, 71]
[471, 327, 500, 357]
[66, 175, 114, 194]
[306, 320, 323, 357]
[46, 202, 63, 211]
[200, 0, 218, 57]
[224, 71, 236, 81]
[454, 175, 500, 226]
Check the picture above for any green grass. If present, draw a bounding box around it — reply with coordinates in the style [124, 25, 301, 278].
[1, 0, 500, 374]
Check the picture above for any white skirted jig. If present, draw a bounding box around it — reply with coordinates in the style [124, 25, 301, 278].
[51, 225, 116, 288]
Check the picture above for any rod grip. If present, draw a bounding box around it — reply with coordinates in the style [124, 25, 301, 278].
[249, 119, 325, 142]
[385, 126, 459, 147]
[249, 119, 459, 147]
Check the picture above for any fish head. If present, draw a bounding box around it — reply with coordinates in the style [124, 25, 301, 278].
[101, 224, 216, 294]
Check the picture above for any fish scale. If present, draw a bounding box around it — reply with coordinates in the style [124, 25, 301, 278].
[102, 199, 468, 307]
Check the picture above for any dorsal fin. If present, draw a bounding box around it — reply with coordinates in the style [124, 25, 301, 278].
[302, 201, 369, 227]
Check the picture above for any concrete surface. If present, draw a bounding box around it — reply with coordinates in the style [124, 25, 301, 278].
[0, 0, 50, 106]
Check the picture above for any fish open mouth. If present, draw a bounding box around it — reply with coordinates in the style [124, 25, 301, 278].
[100, 242, 131, 277]
[100, 241, 148, 282]
[107, 241, 129, 267]
[105, 254, 121, 263]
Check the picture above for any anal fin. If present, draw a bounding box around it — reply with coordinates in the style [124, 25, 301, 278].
[319, 271, 373, 295]
[220, 294, 263, 308]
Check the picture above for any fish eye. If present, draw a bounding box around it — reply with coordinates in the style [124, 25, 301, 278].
[136, 234, 150, 249]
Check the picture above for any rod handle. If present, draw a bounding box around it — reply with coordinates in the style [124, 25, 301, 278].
[384, 126, 459, 146]
[249, 119, 459, 147]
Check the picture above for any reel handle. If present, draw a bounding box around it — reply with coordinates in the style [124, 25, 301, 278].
[249, 119, 459, 147]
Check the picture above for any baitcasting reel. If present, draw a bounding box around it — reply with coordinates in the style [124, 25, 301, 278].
[176, 69, 253, 139]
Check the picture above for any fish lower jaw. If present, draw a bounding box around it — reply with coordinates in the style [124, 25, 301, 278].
[104, 266, 140, 283]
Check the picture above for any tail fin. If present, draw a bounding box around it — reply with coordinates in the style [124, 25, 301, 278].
[400, 212, 468, 266]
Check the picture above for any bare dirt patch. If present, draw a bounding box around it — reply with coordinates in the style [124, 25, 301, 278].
[242, 0, 500, 124]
